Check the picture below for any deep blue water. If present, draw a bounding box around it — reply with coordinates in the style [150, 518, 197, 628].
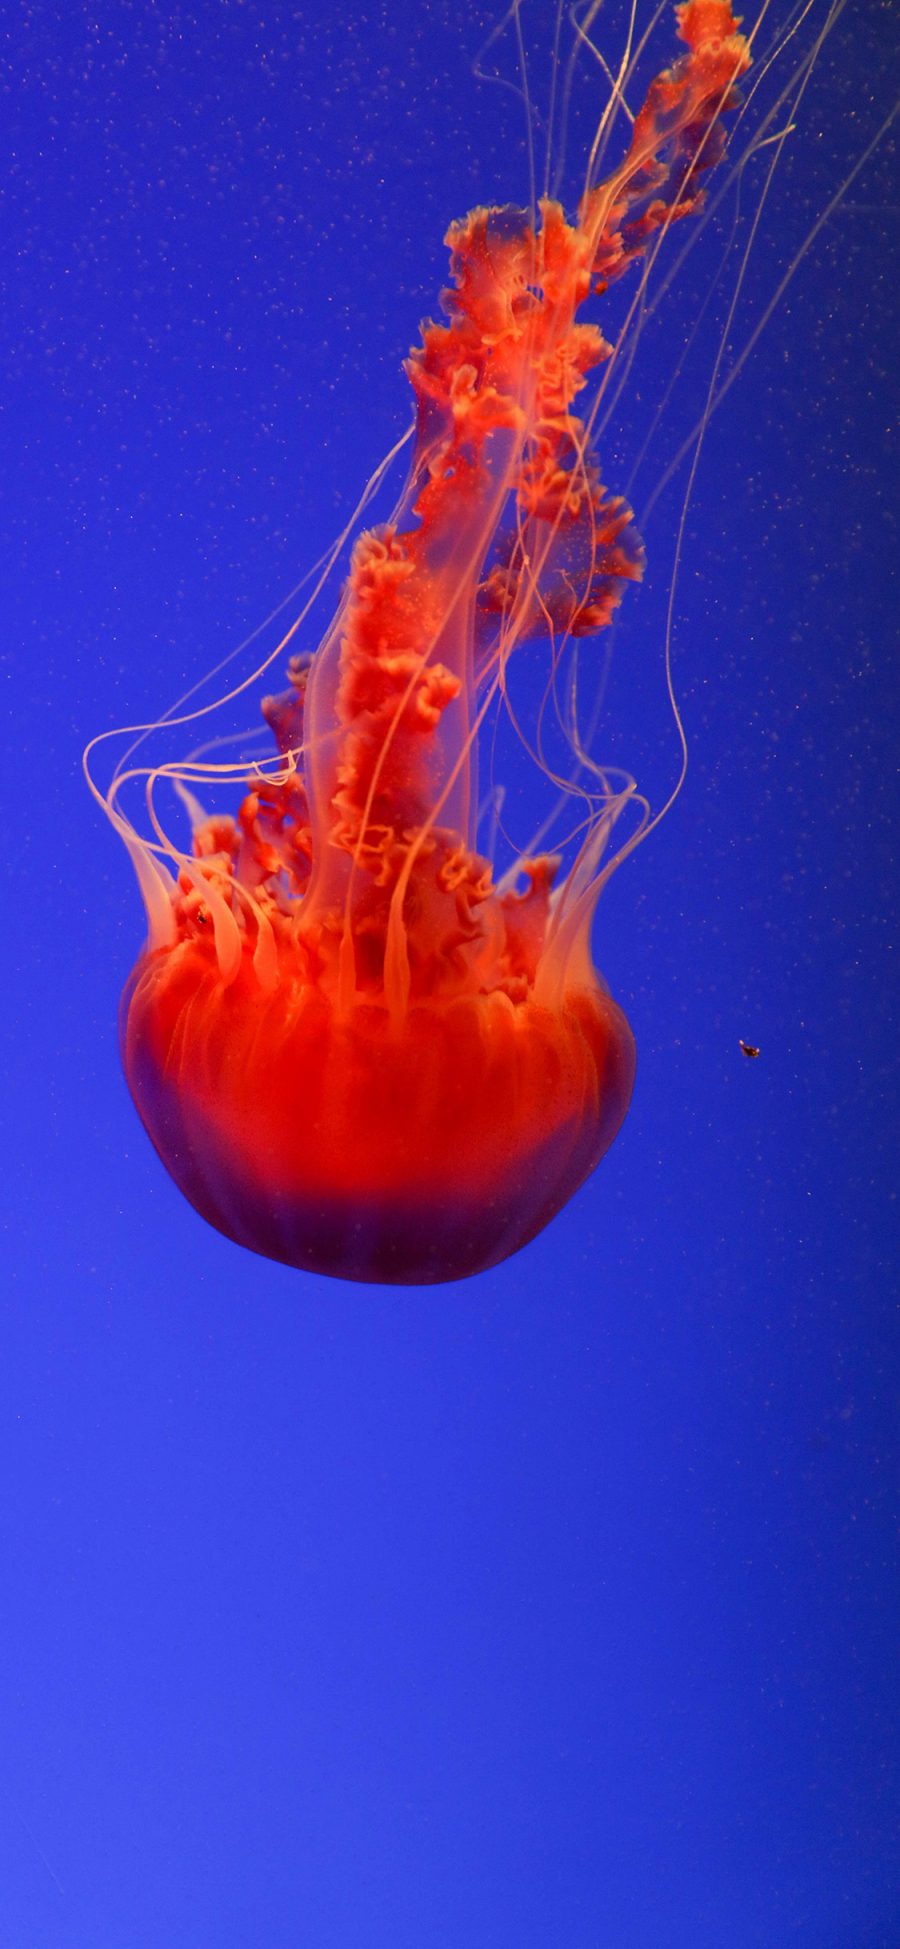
[4, 2, 897, 1944]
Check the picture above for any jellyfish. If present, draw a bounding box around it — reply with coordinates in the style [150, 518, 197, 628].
[89, 1, 753, 1283]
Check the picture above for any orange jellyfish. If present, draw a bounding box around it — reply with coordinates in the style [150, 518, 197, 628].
[90, 2, 752, 1283]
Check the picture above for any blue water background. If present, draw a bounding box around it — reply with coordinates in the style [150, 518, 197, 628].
[3, 2, 897, 1943]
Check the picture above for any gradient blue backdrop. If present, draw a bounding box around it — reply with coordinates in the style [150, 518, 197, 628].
[4, 2, 897, 1944]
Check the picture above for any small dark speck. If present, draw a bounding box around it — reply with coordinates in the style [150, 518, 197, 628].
[739, 1039, 760, 1059]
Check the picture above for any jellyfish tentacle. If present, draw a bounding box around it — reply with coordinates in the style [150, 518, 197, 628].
[104, 3, 755, 1282]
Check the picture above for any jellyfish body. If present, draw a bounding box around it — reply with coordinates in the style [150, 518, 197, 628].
[111, 2, 750, 1283]
[123, 951, 635, 1283]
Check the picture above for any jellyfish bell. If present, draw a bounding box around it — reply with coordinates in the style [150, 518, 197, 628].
[88, 0, 814, 1283]
[120, 899, 637, 1285]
